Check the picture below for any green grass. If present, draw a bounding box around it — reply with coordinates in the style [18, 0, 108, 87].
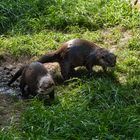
[0, 0, 139, 34]
[0, 0, 140, 139]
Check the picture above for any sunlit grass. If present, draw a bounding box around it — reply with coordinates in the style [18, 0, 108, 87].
[0, 0, 139, 34]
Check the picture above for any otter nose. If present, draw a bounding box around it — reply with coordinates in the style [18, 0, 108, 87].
[43, 82, 54, 90]
[48, 82, 54, 88]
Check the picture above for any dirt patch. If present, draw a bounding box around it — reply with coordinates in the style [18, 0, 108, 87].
[0, 57, 62, 128]
[0, 62, 22, 95]
[110, 29, 132, 53]
[0, 59, 26, 129]
[0, 94, 24, 128]
[131, 0, 140, 11]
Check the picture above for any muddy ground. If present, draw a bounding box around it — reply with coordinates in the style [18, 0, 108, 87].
[0, 57, 62, 129]
[0, 60, 24, 129]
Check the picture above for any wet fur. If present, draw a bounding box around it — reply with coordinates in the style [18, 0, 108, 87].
[38, 39, 116, 79]
[8, 62, 55, 99]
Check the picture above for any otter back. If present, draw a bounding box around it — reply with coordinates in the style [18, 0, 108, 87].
[38, 38, 116, 79]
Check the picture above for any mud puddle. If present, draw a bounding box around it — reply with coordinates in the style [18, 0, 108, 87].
[0, 63, 22, 95]
[0, 61, 62, 128]
[0, 62, 24, 128]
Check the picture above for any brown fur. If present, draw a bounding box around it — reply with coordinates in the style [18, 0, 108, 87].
[38, 39, 116, 79]
[8, 62, 55, 99]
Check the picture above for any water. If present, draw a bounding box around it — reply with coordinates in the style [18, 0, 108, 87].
[0, 86, 19, 95]
[0, 64, 20, 96]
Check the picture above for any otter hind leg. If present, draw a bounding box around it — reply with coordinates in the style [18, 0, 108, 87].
[60, 61, 71, 80]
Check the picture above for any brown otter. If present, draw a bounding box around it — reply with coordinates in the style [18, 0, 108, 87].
[38, 39, 116, 79]
[8, 62, 55, 99]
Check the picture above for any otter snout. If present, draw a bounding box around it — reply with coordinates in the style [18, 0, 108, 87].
[100, 52, 116, 68]
[37, 75, 55, 94]
[40, 82, 54, 91]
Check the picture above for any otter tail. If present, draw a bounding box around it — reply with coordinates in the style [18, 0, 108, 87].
[7, 66, 25, 86]
[38, 52, 61, 63]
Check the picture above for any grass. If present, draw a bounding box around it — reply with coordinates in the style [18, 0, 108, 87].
[0, 0, 140, 139]
[0, 0, 139, 34]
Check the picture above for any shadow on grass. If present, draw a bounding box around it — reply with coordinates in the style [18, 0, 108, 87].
[61, 66, 140, 110]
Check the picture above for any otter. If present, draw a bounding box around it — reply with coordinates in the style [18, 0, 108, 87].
[38, 39, 116, 79]
[8, 62, 55, 99]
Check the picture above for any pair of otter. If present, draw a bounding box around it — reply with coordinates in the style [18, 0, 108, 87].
[8, 39, 116, 99]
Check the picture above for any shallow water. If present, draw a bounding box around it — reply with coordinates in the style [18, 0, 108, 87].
[0, 86, 19, 95]
[0, 64, 21, 96]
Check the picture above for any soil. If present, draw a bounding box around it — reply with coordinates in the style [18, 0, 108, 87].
[0, 94, 23, 128]
[0, 57, 61, 129]
[0, 60, 24, 129]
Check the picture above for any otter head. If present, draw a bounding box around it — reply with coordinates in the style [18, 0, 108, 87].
[37, 74, 55, 95]
[96, 48, 116, 68]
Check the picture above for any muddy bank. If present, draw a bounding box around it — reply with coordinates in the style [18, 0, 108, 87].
[0, 53, 30, 95]
[0, 63, 22, 95]
[0, 59, 62, 128]
[0, 94, 23, 128]
[0, 61, 25, 128]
